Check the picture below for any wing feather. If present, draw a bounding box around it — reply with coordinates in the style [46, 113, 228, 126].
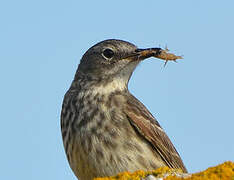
[124, 94, 187, 172]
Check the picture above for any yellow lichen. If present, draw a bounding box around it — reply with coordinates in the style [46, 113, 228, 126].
[94, 161, 234, 180]
[94, 166, 181, 180]
[164, 161, 234, 180]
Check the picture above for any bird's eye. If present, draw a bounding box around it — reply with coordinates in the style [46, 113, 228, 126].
[102, 48, 114, 59]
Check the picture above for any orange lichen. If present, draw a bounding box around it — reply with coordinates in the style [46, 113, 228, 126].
[164, 161, 234, 180]
[94, 161, 234, 180]
[94, 170, 147, 180]
[94, 166, 180, 180]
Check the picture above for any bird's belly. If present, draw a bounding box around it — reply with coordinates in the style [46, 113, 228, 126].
[69, 127, 165, 180]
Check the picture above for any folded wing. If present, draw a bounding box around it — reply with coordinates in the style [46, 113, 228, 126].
[124, 94, 187, 172]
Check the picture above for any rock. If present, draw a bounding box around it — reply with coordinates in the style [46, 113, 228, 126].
[94, 161, 234, 180]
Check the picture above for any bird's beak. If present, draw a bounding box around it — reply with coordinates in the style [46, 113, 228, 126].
[124, 48, 162, 61]
[123, 47, 183, 67]
[135, 48, 162, 60]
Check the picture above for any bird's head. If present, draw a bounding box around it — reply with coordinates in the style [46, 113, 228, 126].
[75, 39, 161, 84]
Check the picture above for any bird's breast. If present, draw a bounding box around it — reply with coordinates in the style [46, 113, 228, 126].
[63, 89, 164, 180]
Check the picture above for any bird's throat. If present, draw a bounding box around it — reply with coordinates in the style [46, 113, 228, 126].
[76, 77, 127, 98]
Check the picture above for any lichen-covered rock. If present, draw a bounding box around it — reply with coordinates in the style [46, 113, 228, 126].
[94, 161, 234, 180]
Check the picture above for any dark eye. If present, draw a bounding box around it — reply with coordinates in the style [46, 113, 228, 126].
[102, 48, 114, 59]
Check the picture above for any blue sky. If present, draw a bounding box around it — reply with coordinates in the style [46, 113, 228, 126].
[1, 0, 234, 179]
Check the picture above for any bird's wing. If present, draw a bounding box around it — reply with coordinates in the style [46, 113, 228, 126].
[124, 94, 187, 172]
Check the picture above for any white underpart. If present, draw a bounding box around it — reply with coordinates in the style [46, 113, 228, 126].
[93, 76, 127, 95]
[91, 61, 139, 95]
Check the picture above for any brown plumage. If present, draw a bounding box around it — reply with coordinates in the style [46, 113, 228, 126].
[125, 94, 186, 171]
[61, 39, 187, 180]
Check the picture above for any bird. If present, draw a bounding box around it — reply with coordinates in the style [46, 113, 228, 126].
[61, 39, 187, 180]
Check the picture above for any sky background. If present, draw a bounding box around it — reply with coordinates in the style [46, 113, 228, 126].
[1, 0, 234, 179]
